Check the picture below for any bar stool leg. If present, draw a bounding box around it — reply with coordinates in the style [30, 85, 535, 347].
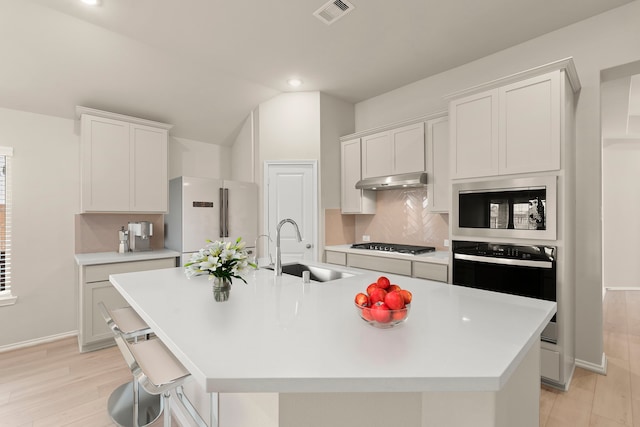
[163, 391, 171, 427]
[133, 379, 140, 427]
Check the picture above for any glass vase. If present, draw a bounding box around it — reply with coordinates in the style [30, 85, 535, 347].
[212, 276, 231, 302]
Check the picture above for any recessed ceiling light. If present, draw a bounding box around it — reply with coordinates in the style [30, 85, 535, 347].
[81, 0, 100, 5]
[287, 79, 303, 87]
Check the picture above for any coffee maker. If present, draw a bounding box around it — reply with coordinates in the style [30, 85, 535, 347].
[128, 221, 153, 252]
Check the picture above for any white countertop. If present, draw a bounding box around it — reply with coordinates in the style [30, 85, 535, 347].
[325, 244, 450, 265]
[75, 248, 181, 266]
[110, 261, 555, 394]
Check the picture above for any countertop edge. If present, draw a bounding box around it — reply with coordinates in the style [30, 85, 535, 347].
[75, 249, 181, 266]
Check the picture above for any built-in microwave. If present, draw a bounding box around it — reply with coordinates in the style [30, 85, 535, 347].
[452, 176, 557, 240]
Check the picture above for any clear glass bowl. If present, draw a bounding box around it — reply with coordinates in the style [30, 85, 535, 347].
[355, 302, 410, 329]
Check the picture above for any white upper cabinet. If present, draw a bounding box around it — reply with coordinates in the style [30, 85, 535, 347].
[498, 71, 561, 175]
[448, 66, 574, 180]
[449, 90, 499, 179]
[341, 138, 375, 214]
[426, 117, 450, 213]
[78, 107, 172, 213]
[361, 123, 425, 179]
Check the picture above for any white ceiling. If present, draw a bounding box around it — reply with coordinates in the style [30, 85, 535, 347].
[0, 0, 633, 145]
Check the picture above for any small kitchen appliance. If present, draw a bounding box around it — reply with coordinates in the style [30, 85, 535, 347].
[118, 226, 129, 253]
[128, 221, 153, 252]
[350, 242, 435, 255]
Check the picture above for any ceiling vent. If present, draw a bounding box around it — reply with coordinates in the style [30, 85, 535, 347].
[313, 0, 355, 26]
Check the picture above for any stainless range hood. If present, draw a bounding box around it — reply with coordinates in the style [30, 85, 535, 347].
[355, 172, 428, 191]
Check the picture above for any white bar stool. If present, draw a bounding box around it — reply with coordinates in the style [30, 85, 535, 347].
[99, 302, 162, 427]
[116, 336, 192, 427]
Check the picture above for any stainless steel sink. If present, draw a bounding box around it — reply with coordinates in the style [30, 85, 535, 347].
[264, 263, 354, 282]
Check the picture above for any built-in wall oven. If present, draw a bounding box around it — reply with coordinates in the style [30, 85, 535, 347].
[452, 240, 557, 344]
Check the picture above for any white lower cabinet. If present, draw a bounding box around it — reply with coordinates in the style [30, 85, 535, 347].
[325, 251, 347, 266]
[347, 253, 412, 276]
[326, 251, 449, 283]
[412, 262, 448, 283]
[540, 347, 561, 382]
[78, 258, 176, 352]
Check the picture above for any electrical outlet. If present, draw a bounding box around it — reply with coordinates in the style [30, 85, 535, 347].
[362, 235, 370, 242]
[444, 239, 450, 247]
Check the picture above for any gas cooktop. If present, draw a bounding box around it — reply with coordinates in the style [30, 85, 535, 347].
[350, 242, 436, 255]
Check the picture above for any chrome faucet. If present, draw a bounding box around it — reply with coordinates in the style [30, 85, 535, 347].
[254, 233, 273, 266]
[275, 218, 302, 276]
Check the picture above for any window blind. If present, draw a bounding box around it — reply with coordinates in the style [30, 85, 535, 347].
[0, 146, 14, 306]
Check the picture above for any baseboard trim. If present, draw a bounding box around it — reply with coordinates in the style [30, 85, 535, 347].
[576, 353, 607, 375]
[605, 287, 640, 291]
[0, 330, 78, 353]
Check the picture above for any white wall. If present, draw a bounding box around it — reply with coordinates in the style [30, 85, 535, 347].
[320, 93, 355, 210]
[602, 138, 640, 288]
[601, 69, 640, 289]
[0, 108, 79, 348]
[256, 92, 322, 240]
[258, 92, 321, 162]
[168, 136, 231, 179]
[231, 113, 255, 183]
[354, 1, 640, 367]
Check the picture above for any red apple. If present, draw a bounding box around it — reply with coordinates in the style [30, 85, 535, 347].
[370, 302, 392, 323]
[399, 289, 413, 305]
[391, 309, 407, 321]
[366, 283, 379, 296]
[384, 290, 406, 310]
[354, 292, 369, 308]
[361, 307, 374, 321]
[388, 284, 401, 293]
[376, 276, 391, 290]
[369, 288, 388, 305]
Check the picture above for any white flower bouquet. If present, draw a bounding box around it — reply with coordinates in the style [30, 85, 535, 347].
[184, 238, 256, 284]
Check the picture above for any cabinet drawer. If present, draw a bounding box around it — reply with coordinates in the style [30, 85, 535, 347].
[541, 347, 561, 382]
[85, 258, 176, 283]
[325, 251, 347, 266]
[347, 253, 411, 276]
[413, 262, 448, 282]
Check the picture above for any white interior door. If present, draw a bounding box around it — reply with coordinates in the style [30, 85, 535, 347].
[265, 161, 317, 263]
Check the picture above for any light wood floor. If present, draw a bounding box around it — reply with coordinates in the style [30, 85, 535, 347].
[0, 291, 638, 426]
[540, 290, 640, 426]
[0, 336, 170, 427]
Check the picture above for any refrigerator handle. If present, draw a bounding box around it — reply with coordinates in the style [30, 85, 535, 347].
[219, 188, 225, 238]
[224, 188, 229, 237]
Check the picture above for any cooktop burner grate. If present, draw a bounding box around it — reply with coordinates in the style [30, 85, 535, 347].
[350, 242, 436, 255]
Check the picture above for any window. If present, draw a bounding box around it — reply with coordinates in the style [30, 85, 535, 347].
[0, 147, 14, 306]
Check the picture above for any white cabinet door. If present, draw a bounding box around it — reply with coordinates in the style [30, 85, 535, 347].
[361, 124, 425, 179]
[81, 115, 130, 212]
[426, 117, 450, 213]
[80, 112, 169, 213]
[391, 122, 425, 174]
[130, 124, 168, 212]
[450, 90, 499, 179]
[341, 139, 375, 214]
[499, 71, 561, 175]
[361, 131, 393, 178]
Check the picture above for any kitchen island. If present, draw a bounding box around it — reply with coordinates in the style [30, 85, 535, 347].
[110, 262, 555, 427]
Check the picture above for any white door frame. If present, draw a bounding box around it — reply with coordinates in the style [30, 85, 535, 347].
[263, 160, 318, 262]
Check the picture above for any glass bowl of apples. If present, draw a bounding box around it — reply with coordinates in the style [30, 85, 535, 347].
[355, 301, 410, 329]
[354, 276, 412, 329]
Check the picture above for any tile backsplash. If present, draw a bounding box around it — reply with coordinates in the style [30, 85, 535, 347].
[325, 188, 449, 251]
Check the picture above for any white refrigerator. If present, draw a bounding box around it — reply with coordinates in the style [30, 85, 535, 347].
[164, 176, 258, 265]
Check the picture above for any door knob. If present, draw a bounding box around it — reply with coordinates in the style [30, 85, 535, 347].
[306, 244, 312, 249]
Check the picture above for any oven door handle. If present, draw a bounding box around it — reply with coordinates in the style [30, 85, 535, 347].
[454, 253, 554, 268]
